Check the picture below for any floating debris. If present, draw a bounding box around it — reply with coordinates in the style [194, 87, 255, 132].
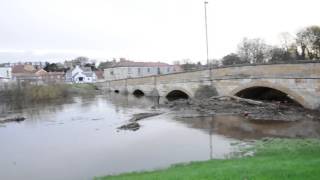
[118, 112, 163, 131]
[0, 116, 26, 124]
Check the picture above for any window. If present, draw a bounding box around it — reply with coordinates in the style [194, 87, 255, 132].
[138, 68, 141, 75]
[110, 71, 114, 75]
[167, 67, 170, 72]
[147, 68, 150, 73]
[128, 68, 132, 74]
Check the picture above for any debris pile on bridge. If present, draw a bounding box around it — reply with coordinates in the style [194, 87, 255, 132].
[166, 95, 320, 122]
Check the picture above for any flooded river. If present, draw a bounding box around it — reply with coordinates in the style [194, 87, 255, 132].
[1, 94, 320, 180]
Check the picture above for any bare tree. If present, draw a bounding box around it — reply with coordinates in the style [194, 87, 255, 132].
[238, 38, 270, 64]
[296, 26, 320, 60]
[73, 56, 89, 66]
[279, 32, 295, 52]
[268, 46, 289, 63]
[173, 60, 180, 65]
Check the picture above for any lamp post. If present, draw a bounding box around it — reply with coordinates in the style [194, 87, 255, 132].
[204, 1, 209, 68]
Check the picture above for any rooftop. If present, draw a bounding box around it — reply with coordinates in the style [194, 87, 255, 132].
[12, 64, 36, 74]
[111, 60, 172, 68]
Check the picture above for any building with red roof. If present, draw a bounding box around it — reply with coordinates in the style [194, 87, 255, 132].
[11, 64, 65, 84]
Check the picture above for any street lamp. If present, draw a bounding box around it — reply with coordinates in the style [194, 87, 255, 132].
[204, 1, 209, 68]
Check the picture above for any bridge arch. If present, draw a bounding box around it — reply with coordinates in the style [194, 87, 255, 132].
[165, 88, 192, 101]
[133, 89, 145, 97]
[230, 82, 308, 107]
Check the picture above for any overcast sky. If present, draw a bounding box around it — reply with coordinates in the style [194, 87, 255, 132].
[0, 0, 319, 64]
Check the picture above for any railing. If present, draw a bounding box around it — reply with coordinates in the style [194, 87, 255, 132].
[102, 61, 320, 82]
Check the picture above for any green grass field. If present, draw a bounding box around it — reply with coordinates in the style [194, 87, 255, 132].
[95, 138, 320, 180]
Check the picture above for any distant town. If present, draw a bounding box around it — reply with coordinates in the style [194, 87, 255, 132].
[0, 57, 187, 87]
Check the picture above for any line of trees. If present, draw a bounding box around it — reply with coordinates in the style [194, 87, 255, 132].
[44, 56, 98, 72]
[222, 25, 320, 66]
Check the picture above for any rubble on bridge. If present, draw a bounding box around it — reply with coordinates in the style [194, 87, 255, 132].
[166, 95, 320, 123]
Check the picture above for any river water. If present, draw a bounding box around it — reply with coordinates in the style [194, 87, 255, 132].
[0, 94, 320, 180]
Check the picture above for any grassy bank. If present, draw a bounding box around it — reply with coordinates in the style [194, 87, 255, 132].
[95, 138, 320, 180]
[0, 83, 99, 102]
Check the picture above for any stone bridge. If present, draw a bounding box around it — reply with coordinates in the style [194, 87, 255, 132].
[97, 63, 320, 110]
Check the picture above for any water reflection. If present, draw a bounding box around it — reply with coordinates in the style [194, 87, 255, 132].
[104, 93, 160, 109]
[174, 115, 320, 139]
[209, 117, 213, 160]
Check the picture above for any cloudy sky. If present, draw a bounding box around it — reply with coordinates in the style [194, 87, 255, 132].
[0, 0, 319, 64]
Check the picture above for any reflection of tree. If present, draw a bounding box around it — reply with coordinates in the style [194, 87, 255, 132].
[105, 94, 159, 110]
[1, 97, 75, 123]
[1, 94, 159, 126]
[78, 94, 98, 108]
[174, 115, 320, 139]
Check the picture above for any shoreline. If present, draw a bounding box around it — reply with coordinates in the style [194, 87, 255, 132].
[95, 138, 320, 180]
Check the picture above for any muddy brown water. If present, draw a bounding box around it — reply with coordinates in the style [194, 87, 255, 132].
[0, 94, 319, 180]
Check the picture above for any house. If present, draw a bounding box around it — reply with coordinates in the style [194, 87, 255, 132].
[35, 69, 65, 84]
[65, 65, 96, 83]
[104, 59, 182, 81]
[0, 67, 12, 80]
[46, 72, 65, 83]
[11, 64, 38, 82]
[11, 65, 64, 84]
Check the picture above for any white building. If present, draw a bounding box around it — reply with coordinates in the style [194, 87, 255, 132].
[104, 60, 182, 81]
[65, 65, 96, 83]
[0, 67, 12, 80]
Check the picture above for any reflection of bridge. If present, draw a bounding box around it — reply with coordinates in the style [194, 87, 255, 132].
[98, 63, 320, 110]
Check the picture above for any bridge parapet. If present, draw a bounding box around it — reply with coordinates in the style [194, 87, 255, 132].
[211, 63, 320, 79]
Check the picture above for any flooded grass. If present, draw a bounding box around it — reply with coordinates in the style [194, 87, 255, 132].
[0, 83, 98, 102]
[95, 138, 320, 180]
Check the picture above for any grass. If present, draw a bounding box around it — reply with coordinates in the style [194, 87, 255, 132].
[0, 83, 99, 102]
[26, 84, 69, 101]
[95, 138, 320, 180]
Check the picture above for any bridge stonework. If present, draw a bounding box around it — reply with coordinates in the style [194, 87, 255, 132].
[97, 63, 320, 110]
